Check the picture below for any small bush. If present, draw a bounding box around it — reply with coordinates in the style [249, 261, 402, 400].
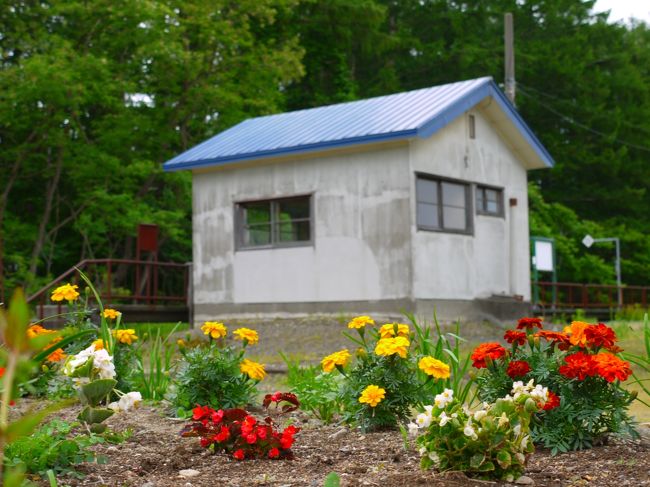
[169, 323, 264, 416]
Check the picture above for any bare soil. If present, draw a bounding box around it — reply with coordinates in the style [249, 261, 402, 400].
[28, 403, 650, 487]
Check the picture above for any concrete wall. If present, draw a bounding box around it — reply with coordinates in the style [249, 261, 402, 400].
[409, 108, 531, 303]
[192, 144, 413, 323]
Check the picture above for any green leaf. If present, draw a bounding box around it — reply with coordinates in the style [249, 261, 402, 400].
[89, 423, 108, 434]
[496, 450, 511, 468]
[77, 406, 114, 424]
[3, 400, 73, 443]
[469, 453, 485, 469]
[79, 379, 117, 406]
[478, 460, 496, 472]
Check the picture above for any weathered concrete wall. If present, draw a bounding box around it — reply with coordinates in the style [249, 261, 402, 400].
[409, 108, 531, 302]
[192, 145, 413, 323]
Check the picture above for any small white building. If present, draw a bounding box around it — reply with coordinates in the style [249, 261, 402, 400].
[164, 77, 553, 323]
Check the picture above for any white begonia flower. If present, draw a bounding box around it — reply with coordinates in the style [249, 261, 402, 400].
[497, 412, 509, 429]
[463, 421, 478, 440]
[117, 391, 142, 411]
[108, 401, 120, 412]
[424, 405, 434, 415]
[515, 452, 526, 464]
[520, 435, 530, 450]
[474, 410, 487, 421]
[439, 411, 451, 427]
[434, 388, 454, 408]
[407, 422, 419, 437]
[92, 349, 116, 379]
[531, 384, 549, 403]
[419, 447, 427, 455]
[415, 412, 432, 428]
[63, 344, 97, 376]
[513, 424, 522, 436]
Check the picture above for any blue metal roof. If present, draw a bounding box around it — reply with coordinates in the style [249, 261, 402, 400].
[163, 77, 554, 171]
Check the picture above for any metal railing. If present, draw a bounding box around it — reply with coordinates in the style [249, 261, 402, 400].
[533, 281, 650, 310]
[28, 259, 191, 319]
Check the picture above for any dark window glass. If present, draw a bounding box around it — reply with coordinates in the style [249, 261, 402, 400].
[416, 176, 470, 233]
[238, 196, 312, 248]
[476, 186, 503, 216]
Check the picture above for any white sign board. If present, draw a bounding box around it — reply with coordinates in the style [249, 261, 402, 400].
[534, 240, 554, 272]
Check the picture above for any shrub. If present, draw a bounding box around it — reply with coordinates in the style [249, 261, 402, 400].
[318, 315, 470, 431]
[170, 323, 264, 416]
[474, 317, 637, 454]
[411, 381, 548, 482]
[180, 393, 300, 460]
[280, 353, 343, 423]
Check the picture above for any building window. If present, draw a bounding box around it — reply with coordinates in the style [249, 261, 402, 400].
[236, 195, 312, 249]
[416, 176, 472, 233]
[476, 185, 504, 216]
[469, 114, 476, 139]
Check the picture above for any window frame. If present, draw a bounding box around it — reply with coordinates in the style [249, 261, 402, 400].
[475, 184, 505, 218]
[234, 194, 314, 251]
[415, 173, 473, 235]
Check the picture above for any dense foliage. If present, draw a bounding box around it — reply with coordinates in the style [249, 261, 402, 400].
[3, 0, 650, 298]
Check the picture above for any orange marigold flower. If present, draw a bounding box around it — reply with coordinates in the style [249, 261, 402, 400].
[506, 360, 531, 378]
[542, 391, 561, 411]
[504, 330, 527, 346]
[516, 317, 543, 330]
[564, 321, 590, 347]
[45, 336, 66, 362]
[50, 283, 80, 303]
[470, 342, 507, 369]
[347, 316, 375, 329]
[103, 308, 121, 320]
[592, 353, 632, 382]
[92, 339, 105, 350]
[558, 352, 595, 380]
[584, 323, 617, 350]
[378, 323, 410, 339]
[27, 324, 55, 339]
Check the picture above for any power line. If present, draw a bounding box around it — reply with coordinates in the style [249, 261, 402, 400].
[517, 85, 650, 153]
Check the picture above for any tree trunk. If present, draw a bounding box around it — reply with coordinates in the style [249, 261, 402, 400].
[27, 148, 64, 285]
[0, 158, 24, 301]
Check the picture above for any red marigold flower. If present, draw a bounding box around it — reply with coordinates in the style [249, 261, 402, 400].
[507, 360, 531, 378]
[233, 449, 245, 460]
[559, 352, 595, 380]
[215, 425, 230, 442]
[283, 425, 298, 436]
[516, 317, 543, 330]
[542, 391, 560, 411]
[584, 323, 617, 350]
[535, 330, 572, 351]
[470, 342, 507, 368]
[592, 353, 632, 382]
[268, 447, 280, 459]
[504, 330, 527, 346]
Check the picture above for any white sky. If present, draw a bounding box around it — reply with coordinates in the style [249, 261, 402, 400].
[594, 0, 650, 23]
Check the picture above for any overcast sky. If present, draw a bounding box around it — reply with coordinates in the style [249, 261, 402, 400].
[594, 0, 650, 23]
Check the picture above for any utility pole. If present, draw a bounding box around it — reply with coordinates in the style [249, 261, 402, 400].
[504, 13, 516, 105]
[582, 235, 623, 308]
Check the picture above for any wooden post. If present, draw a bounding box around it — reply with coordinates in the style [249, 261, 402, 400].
[504, 13, 516, 105]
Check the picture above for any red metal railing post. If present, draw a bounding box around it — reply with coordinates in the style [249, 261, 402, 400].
[107, 260, 112, 306]
[581, 284, 587, 309]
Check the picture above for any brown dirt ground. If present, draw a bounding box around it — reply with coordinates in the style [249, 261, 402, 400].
[22, 402, 650, 487]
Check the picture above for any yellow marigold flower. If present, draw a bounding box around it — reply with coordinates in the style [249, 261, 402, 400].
[45, 336, 66, 362]
[103, 308, 121, 320]
[374, 336, 410, 359]
[27, 324, 55, 339]
[51, 283, 80, 302]
[92, 339, 105, 350]
[112, 329, 138, 345]
[321, 349, 351, 373]
[358, 384, 386, 407]
[240, 359, 266, 381]
[379, 323, 410, 339]
[177, 339, 186, 348]
[233, 327, 259, 346]
[418, 356, 451, 379]
[564, 321, 589, 347]
[201, 321, 227, 340]
[347, 315, 375, 329]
